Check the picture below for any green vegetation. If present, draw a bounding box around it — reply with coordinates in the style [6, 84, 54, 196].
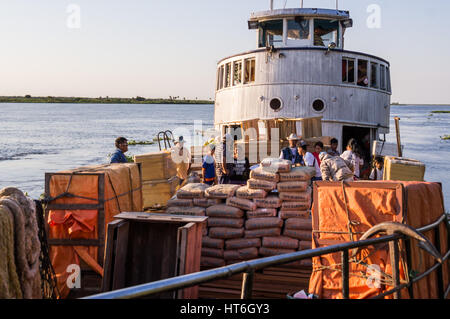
[127, 139, 155, 146]
[431, 111, 450, 114]
[125, 154, 134, 163]
[0, 95, 214, 105]
[441, 135, 450, 140]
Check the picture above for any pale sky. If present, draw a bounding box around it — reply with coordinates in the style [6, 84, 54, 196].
[0, 0, 449, 104]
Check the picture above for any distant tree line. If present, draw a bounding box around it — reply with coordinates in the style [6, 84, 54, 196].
[0, 95, 214, 105]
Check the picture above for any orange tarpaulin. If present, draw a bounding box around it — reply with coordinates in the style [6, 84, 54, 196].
[46, 164, 142, 298]
[401, 181, 449, 299]
[309, 181, 448, 299]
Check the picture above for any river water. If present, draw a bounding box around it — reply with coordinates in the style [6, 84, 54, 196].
[0, 103, 449, 210]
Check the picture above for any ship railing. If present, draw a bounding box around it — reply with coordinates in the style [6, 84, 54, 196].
[84, 214, 449, 299]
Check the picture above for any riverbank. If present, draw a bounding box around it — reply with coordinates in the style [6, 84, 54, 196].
[0, 96, 214, 104]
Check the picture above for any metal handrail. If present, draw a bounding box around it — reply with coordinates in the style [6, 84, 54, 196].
[84, 214, 449, 299]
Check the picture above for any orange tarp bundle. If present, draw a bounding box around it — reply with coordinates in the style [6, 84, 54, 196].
[46, 164, 142, 298]
[401, 181, 449, 299]
[309, 181, 448, 299]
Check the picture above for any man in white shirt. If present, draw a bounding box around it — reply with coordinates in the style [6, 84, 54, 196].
[340, 139, 364, 179]
[171, 136, 191, 185]
[369, 156, 384, 180]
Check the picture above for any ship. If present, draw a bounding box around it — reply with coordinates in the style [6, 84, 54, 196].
[213, 0, 391, 166]
[29, 2, 447, 301]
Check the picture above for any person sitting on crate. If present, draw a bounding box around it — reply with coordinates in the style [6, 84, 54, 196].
[110, 137, 129, 163]
[319, 152, 354, 182]
[280, 133, 303, 165]
[369, 156, 384, 181]
[202, 143, 216, 185]
[171, 136, 191, 185]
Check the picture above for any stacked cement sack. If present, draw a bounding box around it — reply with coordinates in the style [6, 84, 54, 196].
[166, 159, 316, 268]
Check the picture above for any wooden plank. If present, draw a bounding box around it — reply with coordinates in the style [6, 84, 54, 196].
[176, 223, 189, 299]
[102, 219, 125, 292]
[177, 222, 203, 299]
[112, 221, 130, 290]
[115, 212, 207, 224]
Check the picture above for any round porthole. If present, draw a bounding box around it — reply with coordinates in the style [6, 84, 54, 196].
[312, 99, 325, 112]
[269, 97, 283, 111]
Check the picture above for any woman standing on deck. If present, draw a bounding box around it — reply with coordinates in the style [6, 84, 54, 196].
[341, 139, 364, 180]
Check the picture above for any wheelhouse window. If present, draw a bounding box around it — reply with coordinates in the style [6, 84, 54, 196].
[233, 61, 242, 86]
[259, 20, 283, 47]
[386, 67, 391, 92]
[287, 18, 310, 46]
[244, 58, 255, 84]
[371, 62, 379, 88]
[217, 65, 224, 90]
[357, 60, 369, 87]
[314, 19, 339, 47]
[380, 65, 386, 90]
[225, 63, 231, 88]
[342, 58, 355, 83]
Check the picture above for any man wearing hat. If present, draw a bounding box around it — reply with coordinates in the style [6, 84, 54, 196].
[171, 136, 191, 185]
[280, 133, 303, 165]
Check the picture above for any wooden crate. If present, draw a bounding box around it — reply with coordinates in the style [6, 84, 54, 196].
[44, 163, 143, 298]
[142, 176, 180, 209]
[134, 151, 177, 181]
[383, 156, 425, 181]
[102, 212, 207, 299]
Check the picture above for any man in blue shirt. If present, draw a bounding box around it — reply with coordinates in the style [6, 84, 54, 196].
[110, 137, 128, 163]
[202, 144, 216, 185]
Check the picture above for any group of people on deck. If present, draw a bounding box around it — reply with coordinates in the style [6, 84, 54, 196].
[279, 134, 384, 182]
[109, 133, 384, 185]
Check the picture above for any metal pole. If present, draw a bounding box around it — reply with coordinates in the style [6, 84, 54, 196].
[389, 239, 401, 299]
[341, 250, 349, 299]
[241, 270, 255, 299]
[434, 225, 444, 298]
[300, 0, 304, 8]
[336, 0, 339, 10]
[394, 117, 402, 157]
[270, 0, 273, 10]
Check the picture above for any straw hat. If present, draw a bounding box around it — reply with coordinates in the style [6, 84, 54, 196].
[287, 133, 300, 141]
